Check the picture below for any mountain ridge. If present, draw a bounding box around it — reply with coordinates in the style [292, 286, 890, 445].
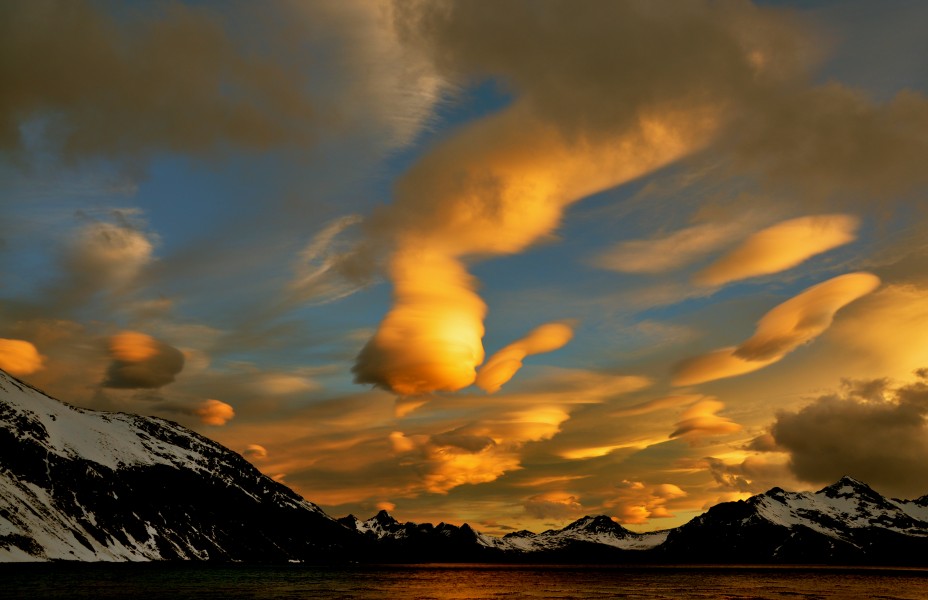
[2, 368, 926, 564]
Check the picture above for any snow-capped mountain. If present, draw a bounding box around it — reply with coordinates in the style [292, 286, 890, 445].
[0, 369, 354, 562]
[501, 515, 668, 553]
[660, 476, 928, 564]
[2, 368, 926, 564]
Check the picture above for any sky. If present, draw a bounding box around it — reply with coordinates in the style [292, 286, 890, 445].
[2, 0, 928, 535]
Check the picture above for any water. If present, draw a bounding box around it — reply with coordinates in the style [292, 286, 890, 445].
[2, 564, 926, 599]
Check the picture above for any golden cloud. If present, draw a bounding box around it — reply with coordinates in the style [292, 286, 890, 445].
[0, 338, 46, 376]
[695, 214, 860, 286]
[673, 272, 880, 386]
[355, 104, 716, 396]
[195, 399, 235, 426]
[390, 404, 573, 494]
[607, 480, 687, 525]
[476, 321, 574, 393]
[108, 331, 159, 363]
[669, 398, 742, 440]
[104, 331, 185, 389]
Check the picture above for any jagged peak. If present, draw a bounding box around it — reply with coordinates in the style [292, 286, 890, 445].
[367, 510, 401, 527]
[818, 475, 880, 499]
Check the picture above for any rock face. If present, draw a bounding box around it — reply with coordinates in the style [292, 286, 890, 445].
[0, 369, 354, 562]
[2, 368, 927, 564]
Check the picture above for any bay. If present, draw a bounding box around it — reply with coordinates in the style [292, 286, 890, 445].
[2, 564, 926, 599]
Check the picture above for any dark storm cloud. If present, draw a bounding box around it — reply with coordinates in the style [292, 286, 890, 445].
[768, 373, 928, 498]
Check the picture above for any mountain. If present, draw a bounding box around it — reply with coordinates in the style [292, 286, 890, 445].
[0, 369, 354, 562]
[659, 476, 928, 564]
[2, 368, 927, 564]
[337, 509, 508, 561]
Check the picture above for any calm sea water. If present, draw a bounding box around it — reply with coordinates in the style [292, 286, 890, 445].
[2, 564, 926, 599]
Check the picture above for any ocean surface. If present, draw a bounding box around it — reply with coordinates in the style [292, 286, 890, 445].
[2, 564, 927, 599]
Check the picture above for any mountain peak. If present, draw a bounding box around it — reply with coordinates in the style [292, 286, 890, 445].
[564, 515, 630, 535]
[371, 509, 399, 525]
[818, 476, 878, 500]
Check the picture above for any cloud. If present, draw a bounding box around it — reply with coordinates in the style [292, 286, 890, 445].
[353, 103, 714, 396]
[390, 404, 574, 494]
[593, 222, 744, 274]
[821, 284, 928, 379]
[672, 348, 780, 388]
[243, 444, 268, 460]
[606, 481, 687, 525]
[669, 398, 741, 441]
[194, 398, 235, 426]
[288, 0, 445, 149]
[703, 455, 798, 495]
[103, 331, 184, 389]
[352, 0, 839, 396]
[59, 215, 155, 303]
[734, 271, 880, 361]
[523, 491, 583, 520]
[766, 373, 928, 498]
[0, 1, 317, 163]
[695, 214, 860, 286]
[475, 321, 574, 393]
[285, 215, 367, 308]
[0, 338, 45, 376]
[611, 394, 703, 418]
[673, 272, 880, 385]
[731, 85, 928, 202]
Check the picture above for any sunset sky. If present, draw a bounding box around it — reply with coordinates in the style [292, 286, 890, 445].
[2, 0, 928, 535]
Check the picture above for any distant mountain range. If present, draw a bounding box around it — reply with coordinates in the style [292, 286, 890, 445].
[2, 368, 926, 564]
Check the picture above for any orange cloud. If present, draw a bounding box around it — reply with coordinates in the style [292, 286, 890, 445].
[195, 399, 235, 426]
[108, 331, 159, 362]
[390, 404, 573, 494]
[355, 103, 717, 395]
[674, 272, 880, 385]
[355, 250, 486, 395]
[104, 331, 185, 389]
[0, 338, 45, 376]
[607, 481, 687, 525]
[476, 321, 574, 393]
[243, 444, 268, 460]
[695, 214, 859, 286]
[669, 398, 741, 440]
[735, 271, 881, 361]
